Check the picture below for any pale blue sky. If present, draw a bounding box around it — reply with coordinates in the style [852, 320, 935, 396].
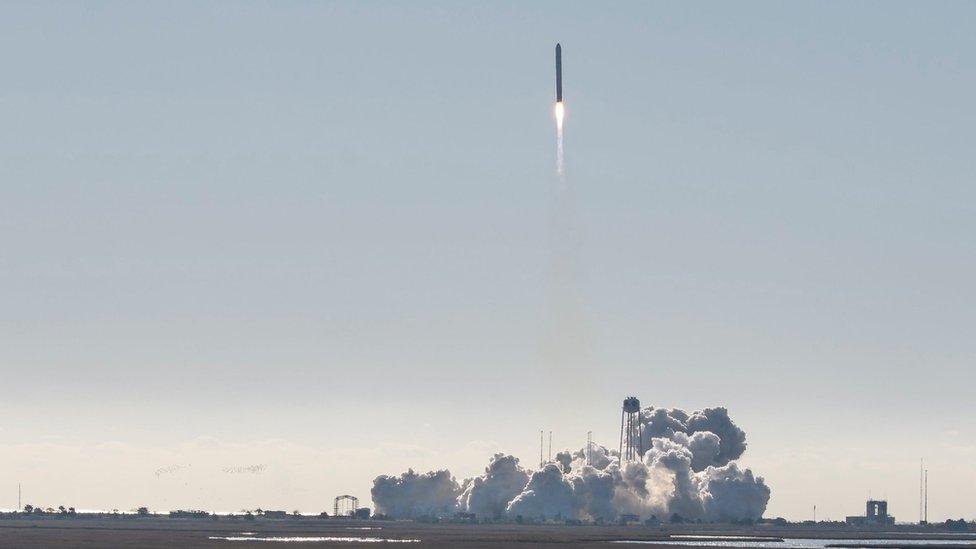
[1, 2, 974, 520]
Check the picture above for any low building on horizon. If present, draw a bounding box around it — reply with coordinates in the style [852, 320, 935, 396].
[846, 500, 894, 526]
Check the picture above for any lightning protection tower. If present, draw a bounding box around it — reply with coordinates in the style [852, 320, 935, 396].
[619, 396, 643, 462]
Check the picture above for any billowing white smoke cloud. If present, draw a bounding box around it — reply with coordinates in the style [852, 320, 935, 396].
[371, 406, 770, 523]
[371, 469, 460, 519]
[570, 465, 616, 521]
[639, 406, 746, 471]
[701, 462, 771, 522]
[674, 431, 721, 473]
[554, 450, 573, 473]
[561, 443, 614, 472]
[685, 407, 747, 467]
[647, 437, 708, 519]
[505, 464, 577, 521]
[458, 454, 530, 520]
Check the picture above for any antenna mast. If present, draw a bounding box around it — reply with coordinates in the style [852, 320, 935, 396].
[539, 430, 544, 468]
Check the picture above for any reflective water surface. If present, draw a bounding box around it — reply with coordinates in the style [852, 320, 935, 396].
[208, 536, 420, 543]
[614, 539, 976, 548]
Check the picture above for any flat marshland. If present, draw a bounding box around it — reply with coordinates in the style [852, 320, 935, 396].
[1, 517, 974, 548]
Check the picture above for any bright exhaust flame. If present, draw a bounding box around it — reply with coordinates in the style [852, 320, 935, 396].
[555, 101, 565, 175]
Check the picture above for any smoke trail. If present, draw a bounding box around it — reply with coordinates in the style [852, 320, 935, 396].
[556, 127, 564, 177]
[545, 100, 589, 377]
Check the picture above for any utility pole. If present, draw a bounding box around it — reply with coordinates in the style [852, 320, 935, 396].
[813, 504, 816, 523]
[18, 483, 21, 511]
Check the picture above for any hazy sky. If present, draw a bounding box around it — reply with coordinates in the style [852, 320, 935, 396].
[2, 2, 974, 521]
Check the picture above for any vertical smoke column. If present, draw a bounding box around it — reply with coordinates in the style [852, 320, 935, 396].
[545, 42, 587, 383]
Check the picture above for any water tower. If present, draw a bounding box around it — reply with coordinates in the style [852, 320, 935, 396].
[619, 397, 643, 462]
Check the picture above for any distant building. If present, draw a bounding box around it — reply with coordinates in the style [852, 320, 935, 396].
[619, 514, 640, 525]
[846, 500, 894, 526]
[262, 510, 288, 519]
[451, 512, 475, 523]
[168, 510, 209, 519]
[353, 508, 371, 520]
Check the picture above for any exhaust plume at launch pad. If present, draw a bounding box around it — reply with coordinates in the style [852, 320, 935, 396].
[371, 405, 770, 522]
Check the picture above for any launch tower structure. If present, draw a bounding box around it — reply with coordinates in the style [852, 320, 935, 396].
[334, 495, 359, 517]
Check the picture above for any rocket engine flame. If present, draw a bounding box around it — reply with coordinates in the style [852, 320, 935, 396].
[555, 101, 565, 175]
[554, 44, 565, 176]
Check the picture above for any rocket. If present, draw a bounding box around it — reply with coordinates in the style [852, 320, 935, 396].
[555, 43, 563, 102]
